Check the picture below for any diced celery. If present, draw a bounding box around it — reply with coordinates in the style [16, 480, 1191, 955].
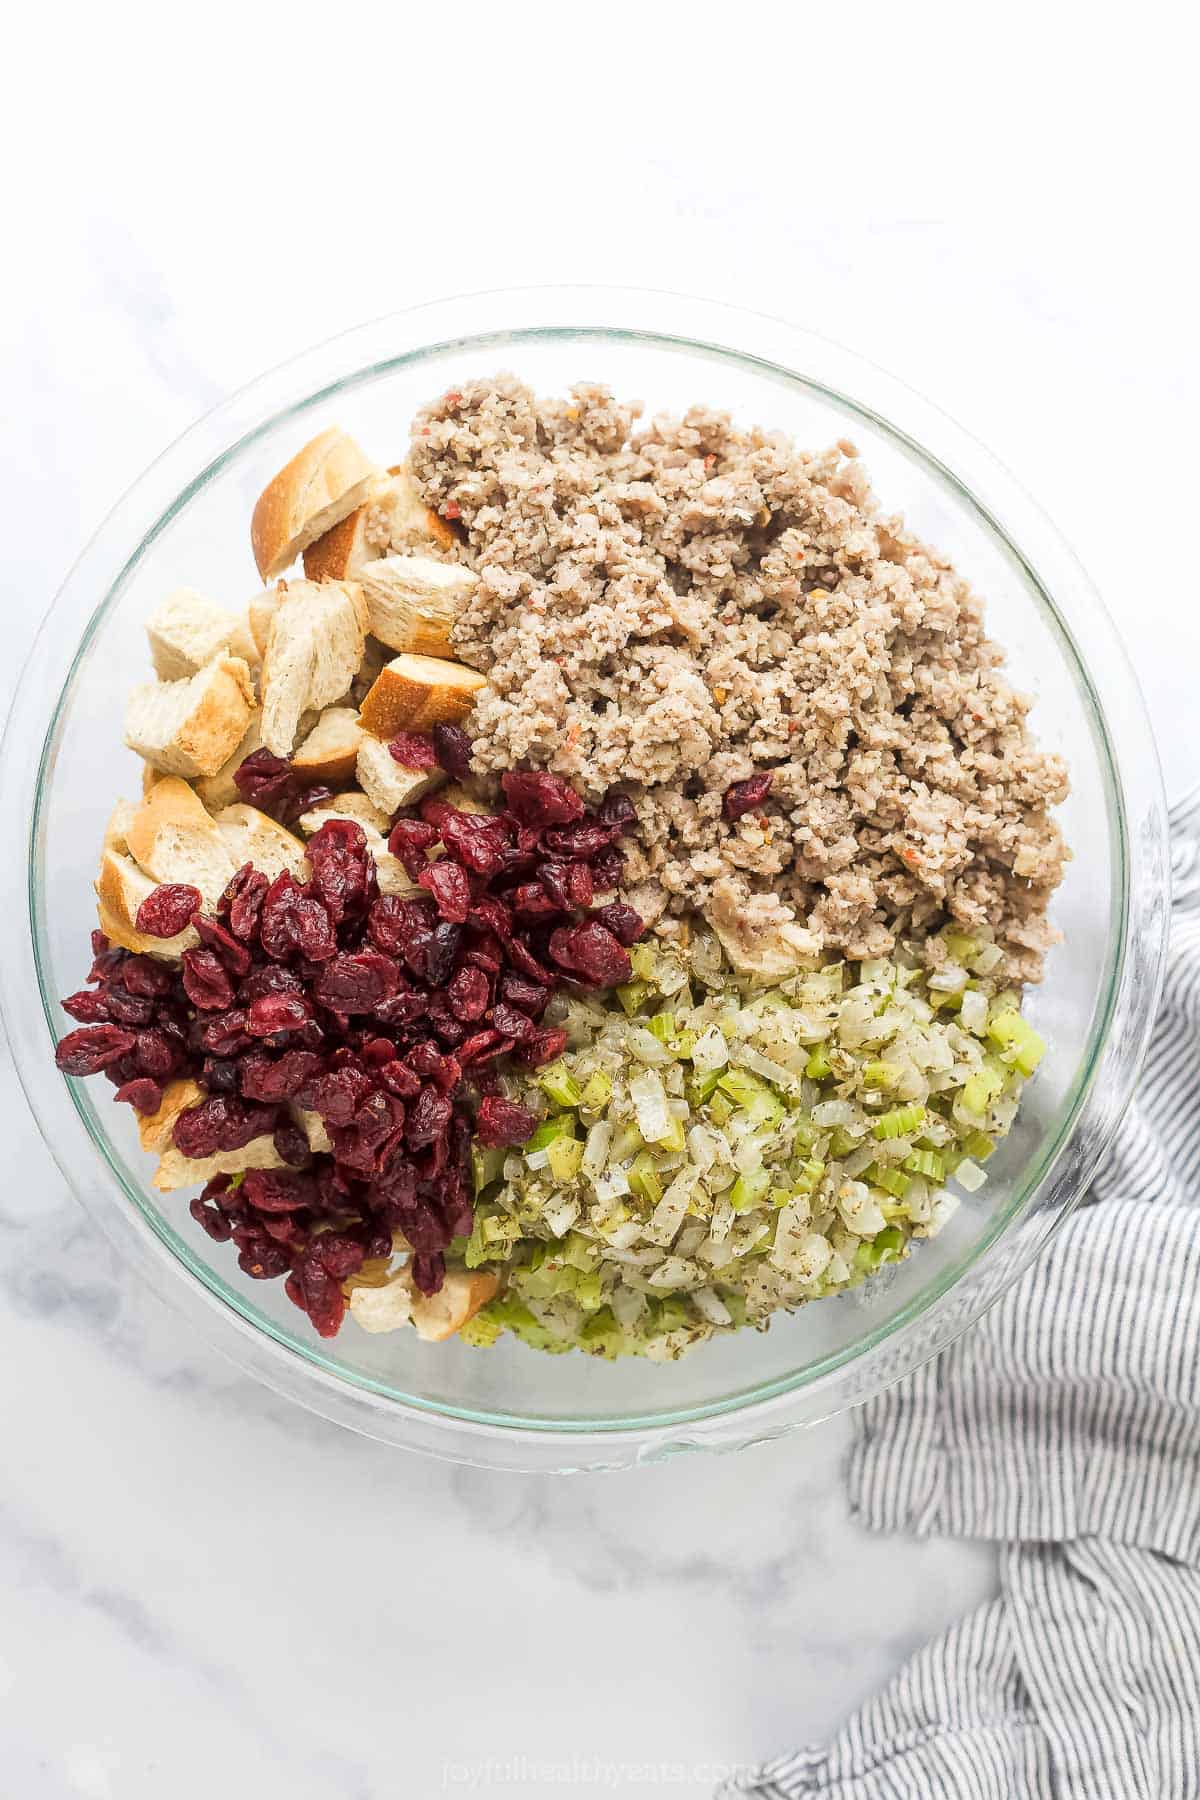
[579, 1070, 613, 1112]
[539, 1063, 583, 1108]
[579, 1305, 624, 1359]
[721, 1291, 748, 1327]
[646, 1011, 676, 1044]
[943, 930, 980, 963]
[962, 1064, 1005, 1115]
[872, 1103, 926, 1140]
[656, 1296, 692, 1333]
[685, 1070, 722, 1106]
[629, 944, 657, 982]
[962, 1130, 997, 1162]
[903, 1148, 944, 1182]
[526, 1115, 577, 1153]
[862, 1060, 902, 1091]
[672, 1030, 698, 1059]
[730, 1167, 771, 1213]
[616, 980, 651, 1016]
[718, 1067, 769, 1107]
[628, 1151, 664, 1206]
[868, 1165, 911, 1199]
[563, 1233, 597, 1272]
[471, 1144, 506, 1196]
[793, 1157, 826, 1194]
[574, 1271, 603, 1311]
[805, 1044, 832, 1081]
[829, 1126, 858, 1159]
[769, 1185, 793, 1209]
[657, 1116, 687, 1153]
[482, 1213, 521, 1246]
[546, 1135, 584, 1181]
[458, 1312, 502, 1348]
[708, 1092, 735, 1127]
[609, 1120, 645, 1162]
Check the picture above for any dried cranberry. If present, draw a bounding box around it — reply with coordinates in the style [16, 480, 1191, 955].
[387, 818, 439, 879]
[550, 920, 631, 986]
[374, 990, 430, 1027]
[223, 865, 269, 940]
[498, 971, 549, 1016]
[411, 1251, 446, 1296]
[723, 771, 774, 820]
[299, 1066, 374, 1127]
[135, 884, 202, 939]
[190, 1196, 234, 1242]
[133, 1029, 178, 1080]
[240, 1050, 324, 1103]
[475, 1095, 537, 1147]
[104, 990, 156, 1027]
[513, 881, 561, 919]
[173, 1096, 275, 1158]
[518, 1026, 570, 1068]
[202, 1057, 240, 1093]
[439, 811, 509, 876]
[199, 1010, 253, 1057]
[368, 894, 436, 956]
[408, 1043, 462, 1092]
[390, 734, 437, 770]
[242, 1168, 314, 1213]
[55, 1025, 137, 1076]
[119, 956, 175, 998]
[389, 731, 438, 770]
[456, 1028, 505, 1066]
[181, 949, 236, 1012]
[591, 847, 625, 892]
[447, 965, 490, 1021]
[259, 872, 304, 961]
[598, 790, 638, 835]
[490, 1001, 536, 1043]
[415, 921, 462, 988]
[417, 859, 472, 924]
[406, 1085, 453, 1149]
[278, 784, 335, 828]
[240, 964, 304, 1004]
[247, 993, 312, 1036]
[379, 1060, 421, 1099]
[234, 748, 294, 811]
[432, 723, 473, 780]
[592, 902, 645, 946]
[193, 913, 252, 976]
[501, 769, 585, 827]
[314, 952, 400, 1014]
[61, 989, 111, 1024]
[541, 821, 613, 860]
[307, 819, 373, 926]
[113, 1077, 164, 1114]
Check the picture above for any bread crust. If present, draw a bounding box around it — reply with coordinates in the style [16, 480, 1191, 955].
[410, 1267, 500, 1341]
[95, 850, 199, 958]
[292, 707, 363, 785]
[302, 465, 454, 581]
[358, 653, 486, 738]
[250, 428, 377, 580]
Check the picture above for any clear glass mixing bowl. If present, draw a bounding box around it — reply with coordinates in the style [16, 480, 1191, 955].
[0, 288, 1169, 1470]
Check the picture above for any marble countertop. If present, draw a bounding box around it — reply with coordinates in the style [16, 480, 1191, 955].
[2, 8, 1194, 1795]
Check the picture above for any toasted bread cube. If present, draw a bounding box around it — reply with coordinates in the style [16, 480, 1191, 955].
[411, 1268, 500, 1342]
[153, 1136, 287, 1192]
[356, 555, 478, 660]
[292, 706, 363, 786]
[147, 589, 259, 681]
[303, 465, 454, 581]
[358, 653, 486, 740]
[137, 1078, 206, 1153]
[355, 733, 446, 816]
[124, 655, 256, 779]
[259, 580, 368, 756]
[251, 428, 378, 581]
[213, 804, 310, 883]
[95, 849, 200, 959]
[125, 778, 237, 909]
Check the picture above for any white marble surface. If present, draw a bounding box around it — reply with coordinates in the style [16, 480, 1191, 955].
[1, 6, 1196, 1795]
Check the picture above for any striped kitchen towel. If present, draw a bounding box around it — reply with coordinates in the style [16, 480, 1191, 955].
[720, 784, 1200, 1800]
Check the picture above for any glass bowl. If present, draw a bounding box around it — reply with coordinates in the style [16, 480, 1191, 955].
[0, 288, 1169, 1471]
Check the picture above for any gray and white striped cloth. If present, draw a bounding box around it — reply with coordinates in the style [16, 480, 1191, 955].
[721, 785, 1200, 1800]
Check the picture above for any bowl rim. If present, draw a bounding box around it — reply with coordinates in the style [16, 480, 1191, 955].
[0, 285, 1170, 1470]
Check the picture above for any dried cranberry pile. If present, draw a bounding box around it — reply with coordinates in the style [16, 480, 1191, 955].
[55, 732, 642, 1338]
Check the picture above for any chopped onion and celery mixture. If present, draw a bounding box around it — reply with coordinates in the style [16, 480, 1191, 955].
[455, 926, 1045, 1361]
